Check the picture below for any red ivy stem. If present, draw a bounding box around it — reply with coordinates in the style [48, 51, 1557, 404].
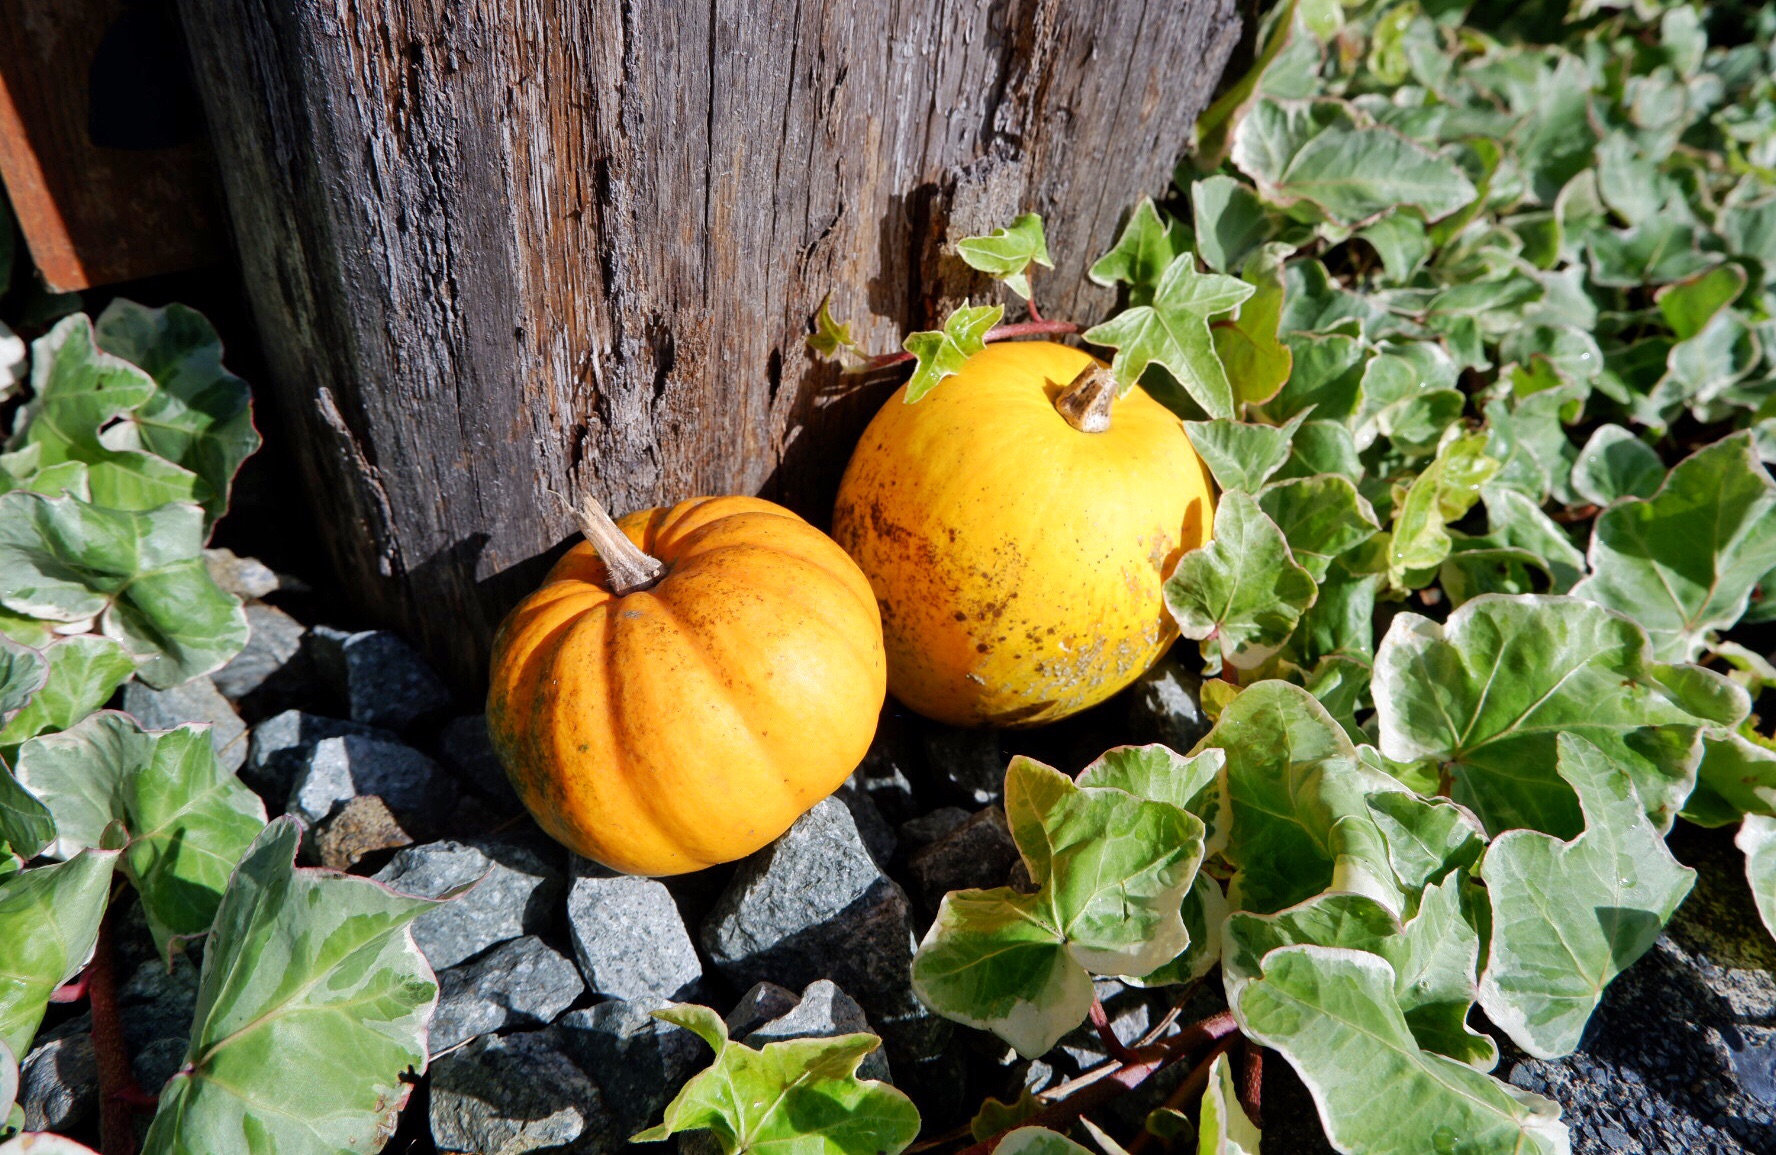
[1239, 1041, 1264, 1129]
[957, 1011, 1240, 1155]
[1087, 997, 1138, 1064]
[858, 319, 1085, 371]
[49, 971, 91, 1003]
[89, 907, 143, 1155]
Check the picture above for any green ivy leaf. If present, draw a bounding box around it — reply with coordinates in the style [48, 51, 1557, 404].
[0, 639, 47, 736]
[1685, 733, 1776, 828]
[0, 846, 119, 1057]
[13, 315, 200, 514]
[1476, 485, 1585, 593]
[14, 712, 266, 958]
[1212, 247, 1294, 407]
[956, 214, 1052, 300]
[1374, 594, 1737, 837]
[1569, 425, 1664, 507]
[1258, 474, 1381, 582]
[93, 301, 261, 527]
[142, 818, 439, 1155]
[1198, 1052, 1260, 1154]
[1573, 433, 1776, 662]
[1193, 176, 1271, 275]
[807, 296, 860, 364]
[1165, 492, 1318, 670]
[1230, 98, 1477, 226]
[911, 756, 1204, 1057]
[0, 635, 135, 750]
[1237, 946, 1568, 1155]
[1655, 263, 1748, 342]
[1200, 681, 1407, 914]
[635, 1004, 918, 1155]
[1182, 415, 1305, 494]
[902, 305, 1004, 403]
[0, 493, 247, 688]
[1736, 814, 1776, 945]
[1089, 199, 1193, 306]
[994, 1129, 1092, 1155]
[1477, 733, 1695, 1060]
[1386, 433, 1501, 589]
[1083, 257, 1254, 418]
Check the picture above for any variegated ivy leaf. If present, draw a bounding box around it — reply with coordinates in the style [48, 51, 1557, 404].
[1685, 733, 1776, 828]
[1483, 384, 1585, 505]
[0, 492, 248, 688]
[1386, 433, 1501, 590]
[1237, 947, 1569, 1155]
[0, 844, 119, 1057]
[994, 1129, 1091, 1155]
[955, 214, 1052, 300]
[14, 711, 266, 959]
[1655, 262, 1748, 342]
[92, 301, 261, 527]
[1257, 474, 1380, 582]
[0, 637, 47, 736]
[1225, 875, 1495, 1069]
[12, 314, 201, 514]
[1351, 351, 1464, 456]
[1193, 176, 1271, 276]
[636, 1004, 918, 1155]
[1, 1037, 16, 1136]
[911, 756, 1204, 1058]
[806, 295, 860, 364]
[1082, 256, 1254, 417]
[1374, 594, 1745, 838]
[1476, 485, 1585, 593]
[1230, 97, 1477, 226]
[1182, 413, 1306, 494]
[1164, 492, 1317, 671]
[1197, 1052, 1261, 1155]
[1572, 433, 1776, 662]
[1570, 424, 1664, 508]
[1736, 815, 1776, 946]
[0, 635, 135, 750]
[1089, 198, 1193, 306]
[1212, 246, 1293, 407]
[1199, 680, 1409, 914]
[142, 818, 440, 1155]
[1478, 734, 1695, 1060]
[902, 305, 1003, 403]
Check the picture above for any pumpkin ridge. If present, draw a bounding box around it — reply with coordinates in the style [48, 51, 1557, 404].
[675, 533, 881, 630]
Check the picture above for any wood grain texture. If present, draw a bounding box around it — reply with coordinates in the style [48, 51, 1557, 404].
[176, 0, 1241, 690]
[0, 0, 222, 290]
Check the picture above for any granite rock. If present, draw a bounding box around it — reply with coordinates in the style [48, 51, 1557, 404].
[430, 935, 586, 1054]
[437, 714, 523, 812]
[430, 1027, 612, 1154]
[724, 982, 801, 1039]
[560, 998, 706, 1139]
[1123, 653, 1209, 755]
[286, 733, 456, 831]
[567, 860, 703, 1002]
[375, 837, 564, 971]
[308, 626, 451, 732]
[312, 794, 415, 868]
[243, 709, 389, 801]
[904, 806, 1020, 912]
[850, 711, 923, 823]
[19, 1025, 95, 1133]
[212, 602, 311, 712]
[203, 548, 279, 600]
[918, 723, 1004, 807]
[121, 676, 248, 772]
[745, 980, 890, 1082]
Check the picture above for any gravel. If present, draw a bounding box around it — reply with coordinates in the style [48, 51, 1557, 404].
[375, 837, 564, 971]
[559, 999, 706, 1139]
[567, 859, 704, 1002]
[120, 676, 248, 772]
[429, 936, 586, 1054]
[308, 626, 451, 732]
[243, 710, 390, 801]
[430, 1028, 612, 1154]
[286, 732, 456, 831]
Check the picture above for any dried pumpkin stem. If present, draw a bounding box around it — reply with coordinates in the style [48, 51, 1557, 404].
[575, 493, 666, 595]
[1054, 364, 1118, 433]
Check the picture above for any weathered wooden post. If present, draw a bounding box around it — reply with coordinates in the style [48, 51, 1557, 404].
[175, 0, 1241, 689]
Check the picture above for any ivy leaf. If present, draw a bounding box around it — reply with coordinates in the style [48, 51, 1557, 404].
[1257, 474, 1380, 582]
[1089, 199, 1193, 305]
[1685, 733, 1776, 828]
[1226, 877, 1495, 1069]
[0, 493, 247, 688]
[1164, 493, 1318, 671]
[0, 638, 47, 736]
[14, 712, 266, 958]
[1236, 946, 1569, 1155]
[1193, 176, 1271, 275]
[635, 1004, 918, 1155]
[1352, 352, 1464, 455]
[994, 1129, 1091, 1155]
[1198, 1052, 1260, 1154]
[1572, 433, 1776, 662]
[1230, 98, 1477, 226]
[807, 295, 860, 365]
[1587, 218, 1717, 287]
[1387, 433, 1501, 589]
[1374, 594, 1738, 837]
[1476, 485, 1585, 593]
[13, 315, 201, 514]
[1736, 815, 1776, 945]
[1655, 263, 1748, 342]
[1478, 734, 1696, 1060]
[902, 305, 1003, 403]
[92, 301, 261, 526]
[1200, 681, 1406, 914]
[0, 636, 135, 750]
[911, 757, 1204, 1058]
[1570, 425, 1664, 507]
[1212, 247, 1293, 407]
[1083, 257, 1254, 418]
[1182, 414, 1305, 493]
[0, 845, 120, 1057]
[956, 214, 1052, 300]
[142, 818, 439, 1155]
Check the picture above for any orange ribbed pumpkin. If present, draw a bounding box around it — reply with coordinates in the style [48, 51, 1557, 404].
[487, 495, 887, 875]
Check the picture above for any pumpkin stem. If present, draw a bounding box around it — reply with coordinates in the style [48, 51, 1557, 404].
[1054, 364, 1118, 433]
[575, 494, 666, 595]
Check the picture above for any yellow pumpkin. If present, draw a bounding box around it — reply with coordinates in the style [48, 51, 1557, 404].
[486, 495, 887, 875]
[832, 341, 1214, 727]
